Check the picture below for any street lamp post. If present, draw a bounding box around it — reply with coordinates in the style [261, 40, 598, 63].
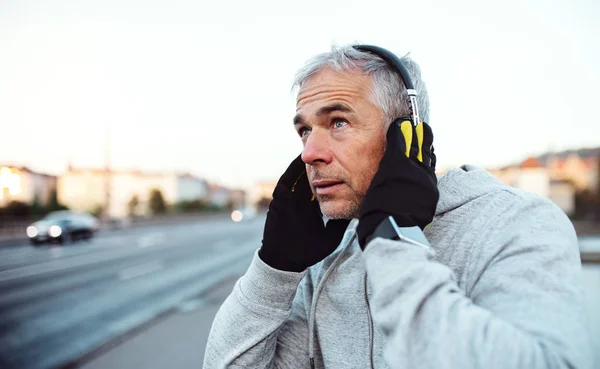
[104, 122, 111, 221]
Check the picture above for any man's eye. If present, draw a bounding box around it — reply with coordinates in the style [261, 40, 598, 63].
[299, 127, 311, 137]
[333, 119, 348, 128]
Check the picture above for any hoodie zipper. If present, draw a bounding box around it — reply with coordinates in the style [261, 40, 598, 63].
[308, 233, 356, 369]
[364, 273, 375, 369]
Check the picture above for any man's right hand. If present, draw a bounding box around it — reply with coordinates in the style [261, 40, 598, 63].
[259, 155, 350, 272]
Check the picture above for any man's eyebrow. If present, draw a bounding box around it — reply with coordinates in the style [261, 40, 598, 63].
[293, 114, 305, 126]
[293, 103, 353, 125]
[316, 103, 353, 117]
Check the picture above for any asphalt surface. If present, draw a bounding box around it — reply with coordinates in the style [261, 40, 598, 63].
[0, 214, 264, 369]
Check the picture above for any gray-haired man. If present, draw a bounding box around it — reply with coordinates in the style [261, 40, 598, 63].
[203, 44, 592, 369]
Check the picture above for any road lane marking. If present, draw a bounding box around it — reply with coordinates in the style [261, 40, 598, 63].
[177, 298, 206, 313]
[50, 247, 63, 259]
[137, 232, 166, 248]
[0, 248, 143, 282]
[2, 241, 260, 353]
[118, 261, 163, 281]
[0, 227, 259, 282]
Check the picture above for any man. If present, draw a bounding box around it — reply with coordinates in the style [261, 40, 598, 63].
[203, 44, 592, 369]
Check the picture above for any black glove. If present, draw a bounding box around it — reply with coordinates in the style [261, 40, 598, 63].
[259, 155, 351, 272]
[357, 118, 439, 249]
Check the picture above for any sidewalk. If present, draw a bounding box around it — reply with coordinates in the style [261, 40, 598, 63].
[75, 276, 240, 369]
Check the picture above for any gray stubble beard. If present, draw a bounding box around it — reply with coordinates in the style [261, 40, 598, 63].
[317, 192, 364, 220]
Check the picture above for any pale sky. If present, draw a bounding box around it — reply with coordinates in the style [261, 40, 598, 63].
[1, 0, 599, 190]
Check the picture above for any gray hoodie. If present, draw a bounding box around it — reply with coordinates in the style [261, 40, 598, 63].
[203, 165, 593, 369]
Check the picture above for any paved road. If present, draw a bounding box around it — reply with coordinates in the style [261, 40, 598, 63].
[0, 217, 598, 369]
[0, 215, 264, 369]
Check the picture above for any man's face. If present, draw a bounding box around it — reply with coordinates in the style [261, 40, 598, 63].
[294, 67, 386, 219]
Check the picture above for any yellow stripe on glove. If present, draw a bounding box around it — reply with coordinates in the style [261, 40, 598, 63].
[399, 119, 424, 163]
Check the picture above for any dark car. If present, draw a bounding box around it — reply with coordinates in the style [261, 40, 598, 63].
[26, 210, 99, 246]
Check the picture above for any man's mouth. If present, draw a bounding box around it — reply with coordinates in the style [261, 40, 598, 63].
[312, 180, 344, 196]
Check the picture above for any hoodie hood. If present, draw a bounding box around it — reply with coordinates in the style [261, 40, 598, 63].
[435, 164, 506, 217]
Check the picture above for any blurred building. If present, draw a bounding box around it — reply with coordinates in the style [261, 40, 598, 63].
[228, 189, 247, 208]
[489, 158, 576, 215]
[549, 179, 576, 216]
[545, 154, 598, 191]
[58, 168, 209, 218]
[208, 184, 231, 208]
[487, 147, 600, 217]
[491, 158, 551, 197]
[0, 165, 57, 207]
[249, 181, 276, 208]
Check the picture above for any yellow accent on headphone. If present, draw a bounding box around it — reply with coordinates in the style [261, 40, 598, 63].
[400, 120, 413, 158]
[416, 122, 424, 163]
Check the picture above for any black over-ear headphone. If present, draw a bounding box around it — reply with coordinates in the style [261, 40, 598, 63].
[353, 44, 436, 170]
[352, 45, 422, 128]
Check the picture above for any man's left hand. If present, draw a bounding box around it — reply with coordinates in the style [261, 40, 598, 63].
[357, 119, 439, 249]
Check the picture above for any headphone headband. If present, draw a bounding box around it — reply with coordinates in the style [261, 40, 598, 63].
[352, 45, 421, 126]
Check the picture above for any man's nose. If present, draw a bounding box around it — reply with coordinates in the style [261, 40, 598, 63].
[301, 129, 332, 166]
